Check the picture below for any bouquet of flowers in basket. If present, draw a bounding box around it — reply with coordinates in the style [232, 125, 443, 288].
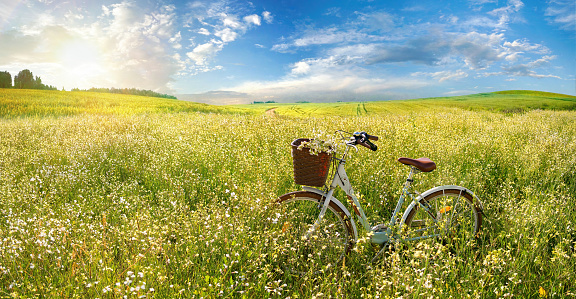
[296, 131, 338, 156]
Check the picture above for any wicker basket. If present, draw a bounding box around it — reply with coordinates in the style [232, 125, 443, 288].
[291, 138, 332, 187]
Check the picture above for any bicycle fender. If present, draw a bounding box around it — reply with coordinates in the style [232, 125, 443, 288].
[302, 186, 359, 241]
[400, 185, 481, 224]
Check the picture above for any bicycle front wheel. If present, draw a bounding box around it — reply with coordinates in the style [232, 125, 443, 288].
[403, 188, 482, 244]
[271, 191, 354, 274]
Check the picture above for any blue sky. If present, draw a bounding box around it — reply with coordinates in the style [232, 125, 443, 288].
[0, 0, 574, 104]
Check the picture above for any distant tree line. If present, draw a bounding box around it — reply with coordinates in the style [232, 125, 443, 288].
[1, 69, 177, 100]
[0, 69, 57, 90]
[71, 87, 177, 99]
[252, 100, 277, 104]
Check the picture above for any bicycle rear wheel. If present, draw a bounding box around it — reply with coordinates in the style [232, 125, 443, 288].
[403, 188, 482, 244]
[271, 191, 354, 274]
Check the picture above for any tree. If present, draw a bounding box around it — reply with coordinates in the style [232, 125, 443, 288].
[33, 76, 42, 89]
[14, 69, 34, 89]
[0, 71, 11, 88]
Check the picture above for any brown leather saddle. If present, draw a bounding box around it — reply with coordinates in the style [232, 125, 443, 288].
[397, 157, 436, 172]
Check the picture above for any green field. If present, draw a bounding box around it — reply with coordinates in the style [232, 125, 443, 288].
[0, 89, 252, 118]
[1, 89, 575, 298]
[234, 90, 576, 116]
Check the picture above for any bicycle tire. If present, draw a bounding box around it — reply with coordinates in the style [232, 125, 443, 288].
[271, 191, 354, 274]
[403, 188, 482, 244]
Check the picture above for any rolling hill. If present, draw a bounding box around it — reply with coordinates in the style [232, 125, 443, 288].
[1, 89, 575, 118]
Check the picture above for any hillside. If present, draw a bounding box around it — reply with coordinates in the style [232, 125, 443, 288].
[1, 89, 574, 118]
[0, 89, 252, 118]
[234, 90, 576, 117]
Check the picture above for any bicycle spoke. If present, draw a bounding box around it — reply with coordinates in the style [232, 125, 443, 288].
[404, 189, 480, 246]
[445, 193, 462, 235]
[273, 192, 352, 274]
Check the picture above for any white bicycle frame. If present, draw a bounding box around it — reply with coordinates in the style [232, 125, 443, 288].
[302, 143, 481, 247]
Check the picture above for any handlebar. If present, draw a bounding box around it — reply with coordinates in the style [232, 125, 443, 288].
[336, 130, 379, 152]
[352, 131, 378, 151]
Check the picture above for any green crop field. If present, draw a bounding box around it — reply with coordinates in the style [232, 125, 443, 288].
[1, 89, 575, 298]
[234, 90, 576, 117]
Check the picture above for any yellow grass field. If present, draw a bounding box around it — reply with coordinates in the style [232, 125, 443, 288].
[1, 89, 575, 298]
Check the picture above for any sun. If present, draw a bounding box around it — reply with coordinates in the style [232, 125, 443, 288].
[58, 40, 106, 87]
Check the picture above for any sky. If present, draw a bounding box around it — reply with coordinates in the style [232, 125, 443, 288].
[0, 0, 574, 104]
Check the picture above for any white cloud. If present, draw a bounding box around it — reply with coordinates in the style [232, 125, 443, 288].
[369, 11, 400, 30]
[500, 55, 560, 78]
[468, 0, 497, 5]
[187, 42, 224, 65]
[328, 44, 379, 58]
[488, 0, 525, 29]
[481, 55, 561, 78]
[227, 55, 430, 102]
[101, 5, 111, 16]
[215, 28, 238, 42]
[262, 11, 273, 24]
[222, 14, 242, 29]
[228, 71, 429, 102]
[365, 32, 506, 69]
[271, 43, 291, 53]
[452, 32, 506, 69]
[443, 89, 478, 96]
[503, 39, 550, 54]
[243, 14, 261, 26]
[355, 11, 397, 32]
[95, 2, 183, 90]
[289, 56, 364, 74]
[64, 10, 84, 21]
[182, 0, 271, 71]
[545, 0, 576, 31]
[293, 27, 346, 47]
[505, 52, 521, 62]
[108, 2, 143, 32]
[291, 61, 311, 75]
[271, 11, 400, 52]
[413, 70, 469, 82]
[401, 6, 428, 12]
[463, 0, 526, 30]
[170, 31, 182, 49]
[462, 16, 501, 28]
[272, 27, 377, 52]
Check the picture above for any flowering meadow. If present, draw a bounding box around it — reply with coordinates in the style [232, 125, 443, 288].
[0, 90, 575, 298]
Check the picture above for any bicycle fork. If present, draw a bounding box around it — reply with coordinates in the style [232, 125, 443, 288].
[303, 188, 336, 240]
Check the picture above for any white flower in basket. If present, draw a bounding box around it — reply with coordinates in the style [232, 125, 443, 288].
[296, 132, 338, 156]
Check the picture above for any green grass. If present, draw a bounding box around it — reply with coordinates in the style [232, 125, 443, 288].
[0, 89, 252, 118]
[235, 90, 576, 116]
[2, 89, 575, 118]
[0, 88, 575, 298]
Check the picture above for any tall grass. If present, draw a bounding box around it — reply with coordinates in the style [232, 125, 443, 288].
[1, 105, 575, 297]
[0, 89, 252, 118]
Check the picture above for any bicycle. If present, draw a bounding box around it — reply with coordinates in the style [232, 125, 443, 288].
[272, 130, 484, 273]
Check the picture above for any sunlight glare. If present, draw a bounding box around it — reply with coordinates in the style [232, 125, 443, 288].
[58, 40, 106, 87]
[60, 41, 101, 67]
